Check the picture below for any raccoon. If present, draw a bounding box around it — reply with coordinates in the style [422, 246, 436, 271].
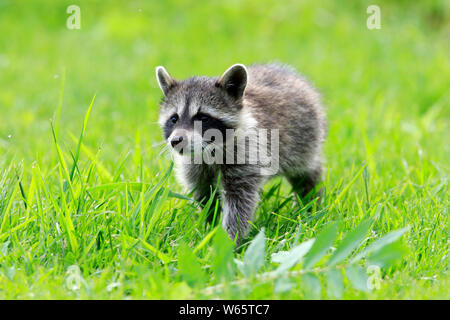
[155, 63, 326, 243]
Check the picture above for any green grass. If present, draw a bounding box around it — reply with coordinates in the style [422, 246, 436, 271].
[0, 0, 448, 299]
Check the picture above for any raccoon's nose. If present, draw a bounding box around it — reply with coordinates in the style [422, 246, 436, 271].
[170, 136, 184, 148]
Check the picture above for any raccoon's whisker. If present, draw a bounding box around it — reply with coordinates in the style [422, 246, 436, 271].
[158, 144, 172, 158]
[201, 142, 211, 163]
[157, 142, 168, 151]
[157, 149, 166, 158]
[152, 141, 167, 148]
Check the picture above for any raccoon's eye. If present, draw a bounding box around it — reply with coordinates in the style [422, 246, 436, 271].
[197, 114, 210, 122]
[170, 114, 178, 124]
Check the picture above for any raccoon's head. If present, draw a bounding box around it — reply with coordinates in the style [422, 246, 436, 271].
[155, 64, 249, 157]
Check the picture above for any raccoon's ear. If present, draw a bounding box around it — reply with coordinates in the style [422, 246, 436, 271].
[156, 66, 175, 96]
[216, 64, 248, 100]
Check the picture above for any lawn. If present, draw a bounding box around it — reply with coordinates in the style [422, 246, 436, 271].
[0, 0, 448, 299]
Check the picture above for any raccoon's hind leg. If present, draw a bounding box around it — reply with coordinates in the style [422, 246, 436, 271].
[287, 166, 322, 200]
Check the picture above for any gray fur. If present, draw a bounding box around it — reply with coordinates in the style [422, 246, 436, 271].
[156, 63, 327, 243]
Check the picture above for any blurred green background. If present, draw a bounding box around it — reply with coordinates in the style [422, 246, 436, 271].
[0, 0, 448, 299]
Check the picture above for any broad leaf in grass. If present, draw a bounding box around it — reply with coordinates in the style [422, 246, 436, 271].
[3, 266, 15, 281]
[303, 222, 338, 269]
[236, 228, 266, 277]
[302, 273, 322, 299]
[0, 241, 9, 256]
[274, 274, 293, 293]
[367, 241, 408, 268]
[325, 268, 344, 299]
[271, 250, 290, 264]
[177, 243, 206, 287]
[234, 259, 246, 276]
[273, 239, 315, 275]
[327, 218, 373, 267]
[346, 265, 369, 292]
[212, 228, 235, 282]
[351, 226, 409, 263]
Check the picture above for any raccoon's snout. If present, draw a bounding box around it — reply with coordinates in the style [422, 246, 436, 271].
[170, 136, 184, 148]
[170, 135, 189, 154]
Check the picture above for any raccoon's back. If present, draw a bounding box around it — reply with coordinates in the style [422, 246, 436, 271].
[243, 63, 326, 160]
